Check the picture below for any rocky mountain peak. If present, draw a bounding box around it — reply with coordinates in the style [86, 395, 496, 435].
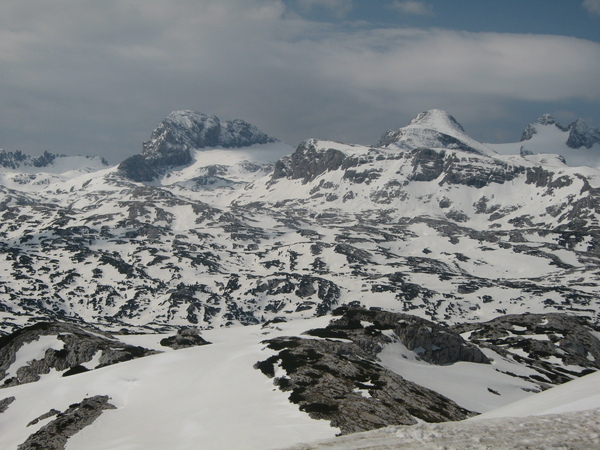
[536, 114, 556, 126]
[118, 110, 277, 182]
[520, 114, 561, 141]
[376, 109, 492, 155]
[520, 114, 600, 150]
[566, 118, 600, 149]
[406, 109, 466, 134]
[144, 110, 276, 154]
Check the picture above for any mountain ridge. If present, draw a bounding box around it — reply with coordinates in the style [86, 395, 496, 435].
[117, 110, 278, 182]
[0, 109, 598, 334]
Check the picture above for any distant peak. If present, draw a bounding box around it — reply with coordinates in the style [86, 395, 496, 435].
[566, 118, 600, 149]
[376, 109, 493, 156]
[118, 110, 277, 182]
[521, 114, 561, 142]
[164, 110, 218, 128]
[407, 109, 466, 133]
[536, 114, 556, 126]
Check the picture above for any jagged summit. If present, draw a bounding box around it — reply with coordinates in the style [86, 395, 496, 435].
[406, 109, 467, 134]
[535, 114, 556, 126]
[567, 118, 600, 149]
[520, 114, 563, 142]
[145, 110, 277, 155]
[118, 110, 278, 182]
[376, 109, 494, 156]
[520, 114, 600, 150]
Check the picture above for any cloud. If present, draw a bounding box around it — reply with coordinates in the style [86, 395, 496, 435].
[296, 0, 353, 16]
[583, 0, 600, 16]
[0, 0, 599, 162]
[391, 1, 432, 15]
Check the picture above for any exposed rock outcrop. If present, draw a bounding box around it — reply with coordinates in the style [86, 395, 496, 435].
[566, 118, 600, 149]
[272, 139, 347, 183]
[0, 322, 159, 387]
[160, 327, 211, 349]
[0, 396, 15, 413]
[17, 395, 116, 450]
[451, 313, 600, 384]
[311, 307, 490, 365]
[255, 335, 474, 434]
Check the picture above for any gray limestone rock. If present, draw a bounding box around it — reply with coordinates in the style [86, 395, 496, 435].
[160, 327, 211, 349]
[566, 118, 600, 149]
[0, 396, 15, 413]
[272, 140, 346, 184]
[316, 307, 490, 365]
[452, 313, 600, 385]
[0, 322, 160, 387]
[17, 395, 116, 450]
[255, 336, 474, 435]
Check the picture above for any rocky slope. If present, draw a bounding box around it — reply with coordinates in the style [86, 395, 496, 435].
[1, 108, 599, 448]
[0, 322, 160, 387]
[118, 111, 277, 182]
[0, 109, 599, 336]
[0, 310, 598, 448]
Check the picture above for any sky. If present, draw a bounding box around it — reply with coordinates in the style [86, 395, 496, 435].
[0, 0, 599, 164]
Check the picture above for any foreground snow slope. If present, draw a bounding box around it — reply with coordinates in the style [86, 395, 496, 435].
[0, 317, 338, 450]
[287, 409, 600, 450]
[2, 312, 596, 449]
[286, 372, 600, 450]
[472, 369, 600, 420]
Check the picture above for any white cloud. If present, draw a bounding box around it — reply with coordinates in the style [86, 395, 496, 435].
[0, 0, 598, 161]
[391, 1, 432, 15]
[296, 0, 353, 15]
[583, 0, 600, 16]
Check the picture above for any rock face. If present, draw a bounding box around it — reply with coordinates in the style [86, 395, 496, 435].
[566, 118, 600, 149]
[253, 307, 493, 434]
[17, 395, 116, 450]
[0, 322, 159, 387]
[452, 313, 600, 384]
[255, 335, 473, 435]
[0, 395, 15, 413]
[273, 139, 347, 183]
[118, 110, 277, 181]
[159, 327, 211, 349]
[314, 307, 490, 365]
[255, 309, 600, 436]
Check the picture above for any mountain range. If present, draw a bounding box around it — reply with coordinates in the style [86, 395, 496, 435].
[0, 108, 599, 448]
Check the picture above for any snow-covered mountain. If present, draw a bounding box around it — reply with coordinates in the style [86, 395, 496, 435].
[1, 108, 599, 448]
[118, 111, 279, 182]
[488, 113, 600, 168]
[0, 149, 109, 193]
[377, 108, 496, 156]
[0, 109, 599, 332]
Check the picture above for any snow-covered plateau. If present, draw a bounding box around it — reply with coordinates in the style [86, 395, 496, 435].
[1, 109, 600, 448]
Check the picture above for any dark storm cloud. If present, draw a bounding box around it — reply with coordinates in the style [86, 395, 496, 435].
[0, 0, 599, 163]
